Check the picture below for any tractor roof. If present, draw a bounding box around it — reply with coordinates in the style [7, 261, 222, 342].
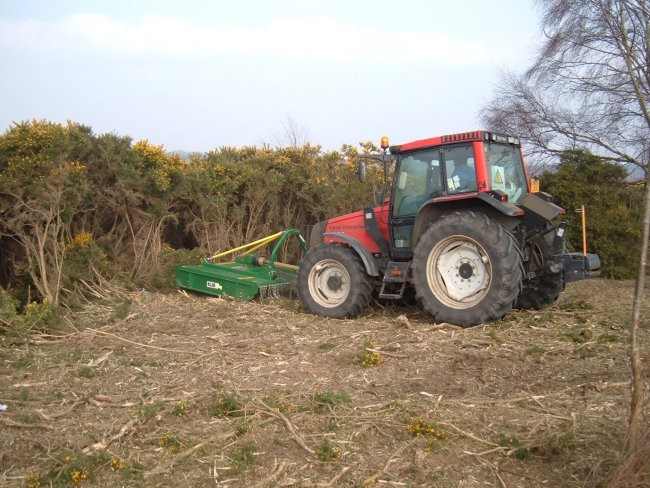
[390, 130, 520, 154]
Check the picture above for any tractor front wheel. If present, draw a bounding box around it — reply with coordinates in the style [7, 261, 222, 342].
[297, 243, 373, 319]
[411, 211, 522, 327]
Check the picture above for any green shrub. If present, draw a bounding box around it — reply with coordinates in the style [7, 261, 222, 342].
[539, 150, 643, 279]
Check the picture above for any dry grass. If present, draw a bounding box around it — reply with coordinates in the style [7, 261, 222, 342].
[0, 279, 648, 487]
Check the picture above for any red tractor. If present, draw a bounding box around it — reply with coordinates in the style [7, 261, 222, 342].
[297, 130, 601, 327]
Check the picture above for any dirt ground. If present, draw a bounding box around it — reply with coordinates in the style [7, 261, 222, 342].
[1, 279, 648, 487]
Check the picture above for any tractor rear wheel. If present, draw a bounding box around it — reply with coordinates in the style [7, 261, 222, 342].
[297, 243, 373, 319]
[411, 211, 522, 327]
[514, 225, 565, 310]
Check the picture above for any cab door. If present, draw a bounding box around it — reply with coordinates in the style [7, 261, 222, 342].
[389, 150, 443, 259]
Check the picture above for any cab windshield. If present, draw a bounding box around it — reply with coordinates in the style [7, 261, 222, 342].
[483, 143, 528, 203]
[392, 141, 528, 218]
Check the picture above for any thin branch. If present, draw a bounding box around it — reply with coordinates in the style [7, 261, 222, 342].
[257, 401, 315, 455]
[85, 328, 205, 356]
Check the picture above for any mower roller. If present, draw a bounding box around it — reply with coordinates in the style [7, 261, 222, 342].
[175, 229, 307, 300]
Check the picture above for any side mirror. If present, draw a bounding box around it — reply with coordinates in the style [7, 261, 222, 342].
[356, 160, 367, 183]
[374, 190, 385, 205]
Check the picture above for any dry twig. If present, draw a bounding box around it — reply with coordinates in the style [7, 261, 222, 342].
[82, 419, 139, 454]
[249, 462, 286, 488]
[37, 400, 85, 421]
[0, 418, 54, 430]
[439, 422, 500, 447]
[478, 456, 507, 488]
[145, 442, 208, 478]
[257, 401, 314, 455]
[319, 466, 350, 487]
[85, 328, 205, 356]
[364, 347, 409, 359]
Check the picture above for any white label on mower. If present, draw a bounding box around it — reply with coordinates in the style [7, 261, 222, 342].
[207, 281, 223, 290]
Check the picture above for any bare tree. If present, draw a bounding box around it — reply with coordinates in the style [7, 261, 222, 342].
[481, 0, 648, 461]
[484, 1, 649, 176]
[274, 116, 311, 148]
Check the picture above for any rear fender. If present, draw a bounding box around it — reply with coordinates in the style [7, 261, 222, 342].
[518, 192, 565, 227]
[412, 197, 522, 247]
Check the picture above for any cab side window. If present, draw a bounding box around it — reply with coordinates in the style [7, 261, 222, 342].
[393, 150, 442, 217]
[394, 157, 428, 217]
[445, 145, 477, 192]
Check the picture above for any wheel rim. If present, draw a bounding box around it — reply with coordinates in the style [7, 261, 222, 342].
[427, 235, 491, 308]
[307, 259, 351, 308]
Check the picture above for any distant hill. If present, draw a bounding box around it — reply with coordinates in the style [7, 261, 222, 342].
[168, 150, 199, 160]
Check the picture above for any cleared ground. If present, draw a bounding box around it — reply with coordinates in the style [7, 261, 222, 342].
[1, 279, 648, 487]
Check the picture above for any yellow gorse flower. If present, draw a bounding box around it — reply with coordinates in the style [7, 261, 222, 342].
[406, 419, 448, 440]
[73, 232, 92, 247]
[70, 468, 88, 484]
[65, 232, 93, 252]
[356, 339, 384, 367]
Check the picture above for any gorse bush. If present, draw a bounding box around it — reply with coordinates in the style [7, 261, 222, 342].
[0, 120, 380, 312]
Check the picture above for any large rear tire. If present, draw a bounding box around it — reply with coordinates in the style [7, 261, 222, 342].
[514, 225, 565, 310]
[411, 211, 522, 327]
[297, 243, 373, 319]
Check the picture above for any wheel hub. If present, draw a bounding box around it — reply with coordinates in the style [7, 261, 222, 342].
[458, 261, 474, 279]
[436, 242, 489, 301]
[327, 275, 343, 291]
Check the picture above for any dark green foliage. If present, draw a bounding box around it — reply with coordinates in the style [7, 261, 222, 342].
[315, 439, 340, 461]
[112, 301, 132, 321]
[228, 441, 257, 474]
[498, 434, 532, 460]
[140, 247, 206, 293]
[210, 390, 242, 418]
[308, 390, 352, 413]
[539, 150, 643, 279]
[0, 289, 18, 322]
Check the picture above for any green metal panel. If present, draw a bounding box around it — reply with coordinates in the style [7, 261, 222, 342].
[175, 260, 293, 300]
[175, 229, 305, 300]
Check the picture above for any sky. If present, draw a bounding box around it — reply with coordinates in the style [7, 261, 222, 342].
[0, 0, 541, 153]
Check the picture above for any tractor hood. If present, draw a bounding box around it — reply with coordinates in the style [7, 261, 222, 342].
[307, 205, 390, 254]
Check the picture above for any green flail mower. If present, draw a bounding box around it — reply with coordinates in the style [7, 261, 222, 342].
[175, 229, 307, 300]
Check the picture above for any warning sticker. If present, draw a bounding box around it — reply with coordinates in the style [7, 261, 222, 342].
[491, 166, 506, 191]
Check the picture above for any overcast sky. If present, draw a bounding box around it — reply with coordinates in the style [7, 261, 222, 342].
[0, 0, 540, 152]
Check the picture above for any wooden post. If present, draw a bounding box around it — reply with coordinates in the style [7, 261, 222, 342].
[581, 205, 587, 256]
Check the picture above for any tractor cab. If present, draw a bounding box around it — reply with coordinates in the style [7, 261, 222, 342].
[375, 131, 530, 257]
[387, 132, 528, 207]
